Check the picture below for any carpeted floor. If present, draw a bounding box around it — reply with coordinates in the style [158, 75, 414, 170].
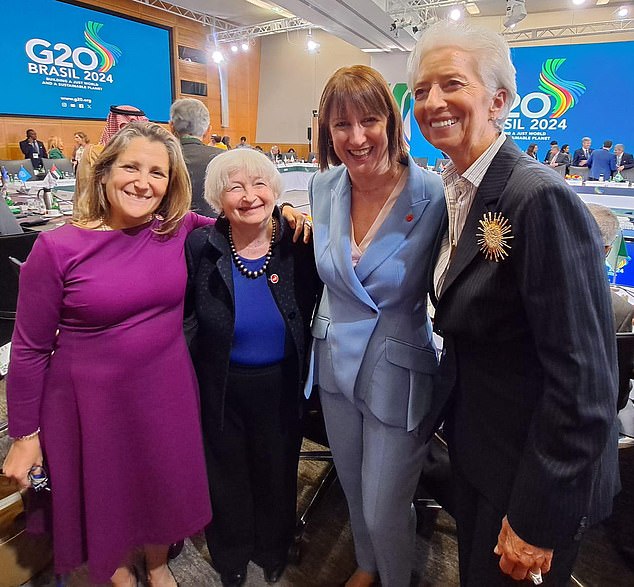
[3, 381, 634, 587]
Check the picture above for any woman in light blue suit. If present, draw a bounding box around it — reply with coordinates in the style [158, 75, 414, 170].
[308, 65, 445, 587]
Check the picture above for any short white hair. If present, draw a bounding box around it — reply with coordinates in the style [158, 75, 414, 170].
[170, 98, 210, 138]
[407, 20, 517, 131]
[204, 149, 283, 213]
[586, 203, 619, 246]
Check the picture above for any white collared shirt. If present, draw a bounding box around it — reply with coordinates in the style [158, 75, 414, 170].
[434, 132, 507, 296]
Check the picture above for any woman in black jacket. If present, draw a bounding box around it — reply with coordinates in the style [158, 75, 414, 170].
[185, 149, 321, 587]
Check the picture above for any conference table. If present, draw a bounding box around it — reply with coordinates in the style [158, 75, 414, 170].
[277, 162, 318, 192]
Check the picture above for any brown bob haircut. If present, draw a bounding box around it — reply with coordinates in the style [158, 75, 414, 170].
[317, 65, 408, 172]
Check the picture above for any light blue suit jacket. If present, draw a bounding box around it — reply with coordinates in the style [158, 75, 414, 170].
[308, 157, 445, 431]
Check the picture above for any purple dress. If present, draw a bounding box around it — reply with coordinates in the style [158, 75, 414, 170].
[7, 212, 213, 582]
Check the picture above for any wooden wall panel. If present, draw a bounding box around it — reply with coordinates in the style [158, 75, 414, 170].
[0, 0, 260, 160]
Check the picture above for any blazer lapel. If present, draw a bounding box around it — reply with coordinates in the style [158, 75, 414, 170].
[440, 137, 523, 298]
[355, 160, 429, 284]
[328, 171, 376, 308]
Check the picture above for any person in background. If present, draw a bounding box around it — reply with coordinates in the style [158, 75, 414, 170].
[254, 146, 264, 153]
[309, 65, 444, 587]
[235, 136, 251, 149]
[71, 131, 90, 171]
[588, 140, 617, 180]
[19, 129, 48, 169]
[221, 135, 232, 150]
[75, 105, 149, 195]
[525, 143, 538, 159]
[586, 203, 634, 332]
[186, 149, 320, 587]
[268, 145, 283, 163]
[543, 140, 558, 164]
[3, 122, 214, 587]
[614, 144, 634, 174]
[550, 143, 571, 173]
[572, 137, 593, 167]
[169, 98, 224, 218]
[409, 19, 619, 585]
[211, 135, 228, 151]
[47, 137, 65, 159]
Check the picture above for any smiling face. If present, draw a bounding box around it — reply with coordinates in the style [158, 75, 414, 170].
[220, 169, 276, 231]
[329, 108, 390, 178]
[582, 138, 591, 150]
[412, 46, 506, 173]
[101, 136, 169, 229]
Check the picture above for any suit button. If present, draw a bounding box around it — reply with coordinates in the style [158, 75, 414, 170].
[288, 311, 296, 319]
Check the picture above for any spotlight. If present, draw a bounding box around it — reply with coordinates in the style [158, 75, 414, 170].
[231, 45, 238, 53]
[211, 50, 224, 64]
[306, 31, 320, 52]
[617, 6, 629, 17]
[241, 42, 250, 51]
[449, 8, 462, 21]
[572, 0, 585, 4]
[504, 0, 527, 28]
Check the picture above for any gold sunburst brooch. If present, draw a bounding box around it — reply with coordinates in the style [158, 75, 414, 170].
[476, 212, 514, 262]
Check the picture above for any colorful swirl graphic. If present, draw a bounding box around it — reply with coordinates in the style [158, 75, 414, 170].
[538, 58, 585, 118]
[84, 21, 122, 73]
[392, 83, 412, 145]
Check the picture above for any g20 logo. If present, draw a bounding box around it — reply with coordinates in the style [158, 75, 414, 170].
[24, 21, 121, 83]
[505, 93, 569, 131]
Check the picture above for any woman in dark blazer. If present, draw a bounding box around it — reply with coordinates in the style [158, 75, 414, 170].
[185, 149, 320, 587]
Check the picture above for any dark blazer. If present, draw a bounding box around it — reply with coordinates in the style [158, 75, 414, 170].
[18, 139, 47, 167]
[180, 137, 224, 218]
[587, 148, 617, 179]
[572, 147, 593, 166]
[429, 137, 620, 549]
[185, 207, 321, 431]
[617, 152, 634, 171]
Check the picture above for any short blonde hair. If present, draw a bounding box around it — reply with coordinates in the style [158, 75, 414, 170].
[204, 149, 283, 214]
[48, 136, 64, 151]
[74, 122, 192, 236]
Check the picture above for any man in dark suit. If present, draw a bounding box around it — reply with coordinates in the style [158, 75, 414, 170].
[543, 140, 558, 164]
[411, 20, 619, 585]
[587, 140, 617, 180]
[169, 98, 223, 218]
[572, 137, 593, 167]
[614, 144, 634, 174]
[18, 129, 47, 170]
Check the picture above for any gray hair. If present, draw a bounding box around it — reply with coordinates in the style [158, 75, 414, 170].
[169, 98, 210, 138]
[407, 20, 517, 131]
[582, 137, 591, 143]
[615, 143, 625, 151]
[586, 203, 620, 247]
[204, 149, 283, 213]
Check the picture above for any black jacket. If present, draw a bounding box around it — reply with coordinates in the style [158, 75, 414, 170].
[185, 207, 321, 430]
[179, 137, 224, 218]
[429, 137, 619, 549]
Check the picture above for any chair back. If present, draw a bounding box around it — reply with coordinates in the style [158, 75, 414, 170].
[0, 160, 36, 181]
[569, 165, 589, 181]
[553, 164, 567, 177]
[617, 332, 634, 411]
[622, 168, 634, 182]
[40, 157, 75, 177]
[0, 232, 39, 346]
[413, 157, 428, 168]
[434, 158, 450, 172]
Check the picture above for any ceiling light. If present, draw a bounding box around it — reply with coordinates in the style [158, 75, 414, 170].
[449, 8, 462, 21]
[241, 42, 250, 51]
[231, 45, 238, 53]
[572, 0, 586, 5]
[307, 31, 320, 53]
[361, 48, 387, 53]
[465, 2, 481, 15]
[211, 50, 224, 64]
[617, 6, 630, 17]
[596, 0, 610, 5]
